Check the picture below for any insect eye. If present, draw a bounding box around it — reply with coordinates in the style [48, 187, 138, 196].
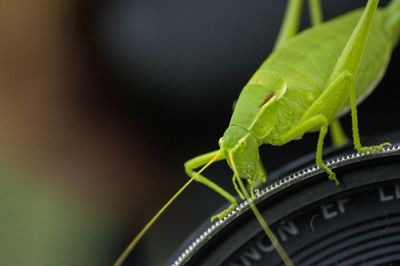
[219, 137, 224, 146]
[239, 138, 246, 148]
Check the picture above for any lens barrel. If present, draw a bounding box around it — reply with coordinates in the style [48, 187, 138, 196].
[170, 133, 400, 266]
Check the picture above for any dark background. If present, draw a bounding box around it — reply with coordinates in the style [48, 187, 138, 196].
[90, 0, 399, 264]
[0, 1, 398, 265]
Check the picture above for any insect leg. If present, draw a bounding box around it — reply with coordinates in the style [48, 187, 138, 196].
[348, 75, 391, 153]
[329, 120, 349, 147]
[308, 0, 323, 26]
[232, 175, 245, 200]
[330, 0, 379, 81]
[308, 0, 349, 147]
[275, 0, 324, 50]
[185, 151, 238, 221]
[114, 151, 223, 266]
[276, 115, 338, 184]
[327, 0, 390, 152]
[274, 0, 304, 50]
[248, 179, 257, 199]
[278, 69, 362, 185]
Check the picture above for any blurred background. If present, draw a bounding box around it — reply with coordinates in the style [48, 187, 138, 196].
[0, 0, 398, 265]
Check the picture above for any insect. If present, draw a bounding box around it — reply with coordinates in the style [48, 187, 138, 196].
[115, 0, 400, 265]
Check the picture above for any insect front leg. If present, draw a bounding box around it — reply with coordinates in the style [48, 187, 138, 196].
[184, 150, 238, 221]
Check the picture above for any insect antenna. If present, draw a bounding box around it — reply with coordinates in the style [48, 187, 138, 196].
[228, 152, 294, 266]
[114, 149, 224, 266]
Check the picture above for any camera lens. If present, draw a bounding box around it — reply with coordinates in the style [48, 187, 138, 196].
[169, 136, 400, 265]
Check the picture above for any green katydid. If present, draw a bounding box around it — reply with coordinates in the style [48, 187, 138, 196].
[115, 0, 400, 265]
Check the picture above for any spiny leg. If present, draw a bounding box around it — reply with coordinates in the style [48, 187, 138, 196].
[279, 70, 360, 185]
[274, 0, 304, 50]
[284, 68, 388, 185]
[277, 115, 338, 185]
[348, 75, 391, 153]
[308, 0, 349, 146]
[327, 0, 389, 153]
[184, 150, 237, 221]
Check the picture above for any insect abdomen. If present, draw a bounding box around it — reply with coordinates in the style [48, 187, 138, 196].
[232, 8, 395, 140]
[263, 9, 393, 103]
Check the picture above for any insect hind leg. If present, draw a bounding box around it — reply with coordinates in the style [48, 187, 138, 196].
[348, 73, 391, 154]
[184, 151, 238, 221]
[329, 0, 390, 153]
[308, 0, 349, 147]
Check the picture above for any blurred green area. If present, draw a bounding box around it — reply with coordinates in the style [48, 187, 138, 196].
[0, 162, 113, 265]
